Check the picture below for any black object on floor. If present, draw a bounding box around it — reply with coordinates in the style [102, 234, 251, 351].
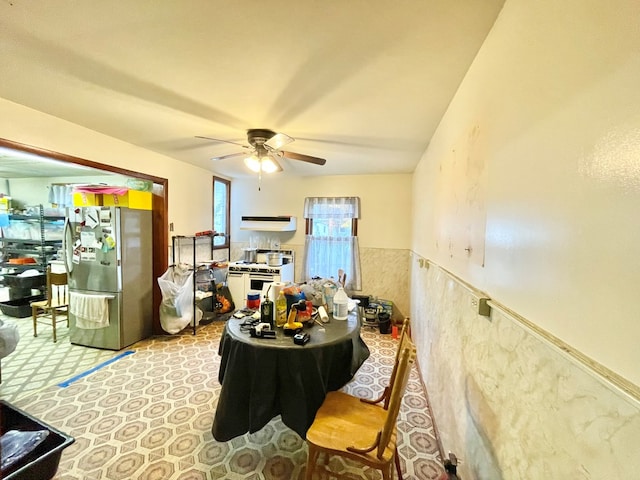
[0, 400, 74, 480]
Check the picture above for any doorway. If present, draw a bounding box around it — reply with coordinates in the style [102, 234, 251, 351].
[0, 137, 168, 335]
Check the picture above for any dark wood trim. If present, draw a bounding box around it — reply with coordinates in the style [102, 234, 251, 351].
[0, 137, 169, 336]
[212, 176, 231, 250]
[150, 181, 169, 335]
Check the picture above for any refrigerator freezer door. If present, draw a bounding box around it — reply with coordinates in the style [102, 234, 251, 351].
[69, 290, 123, 350]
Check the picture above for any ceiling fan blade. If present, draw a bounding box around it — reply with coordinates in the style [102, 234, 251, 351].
[211, 151, 248, 161]
[281, 150, 326, 166]
[195, 135, 249, 148]
[265, 132, 294, 150]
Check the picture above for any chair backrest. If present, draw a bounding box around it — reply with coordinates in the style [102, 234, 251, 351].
[383, 318, 411, 409]
[46, 266, 68, 306]
[377, 337, 416, 459]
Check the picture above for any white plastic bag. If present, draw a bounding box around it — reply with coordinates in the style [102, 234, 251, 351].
[1, 429, 49, 471]
[157, 264, 201, 334]
[0, 320, 20, 359]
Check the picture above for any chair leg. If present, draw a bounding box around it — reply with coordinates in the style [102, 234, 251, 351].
[52, 309, 57, 343]
[32, 306, 38, 338]
[388, 457, 400, 480]
[305, 445, 319, 480]
[394, 447, 403, 480]
[381, 462, 393, 480]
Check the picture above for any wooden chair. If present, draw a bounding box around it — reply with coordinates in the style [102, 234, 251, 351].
[305, 319, 411, 477]
[305, 321, 416, 480]
[31, 265, 69, 342]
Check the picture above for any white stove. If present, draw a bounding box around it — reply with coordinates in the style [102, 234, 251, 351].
[227, 250, 294, 308]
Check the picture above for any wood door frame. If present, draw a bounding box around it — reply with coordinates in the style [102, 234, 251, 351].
[0, 137, 168, 335]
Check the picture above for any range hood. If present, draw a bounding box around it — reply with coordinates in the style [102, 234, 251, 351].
[240, 216, 297, 231]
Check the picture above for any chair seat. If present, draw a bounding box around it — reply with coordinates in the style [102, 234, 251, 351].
[306, 391, 396, 465]
[31, 298, 67, 309]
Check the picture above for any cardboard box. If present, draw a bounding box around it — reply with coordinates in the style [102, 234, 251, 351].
[102, 190, 152, 210]
[0, 196, 11, 211]
[72, 192, 103, 207]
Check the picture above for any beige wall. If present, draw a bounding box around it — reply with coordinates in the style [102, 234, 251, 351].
[411, 0, 640, 477]
[231, 174, 412, 249]
[413, 0, 640, 388]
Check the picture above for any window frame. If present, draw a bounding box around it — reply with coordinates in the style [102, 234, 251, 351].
[212, 176, 230, 250]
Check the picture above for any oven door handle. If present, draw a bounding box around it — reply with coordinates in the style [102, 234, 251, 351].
[248, 273, 277, 280]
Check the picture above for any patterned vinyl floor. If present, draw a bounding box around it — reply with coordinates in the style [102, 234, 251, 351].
[1, 317, 444, 479]
[0, 312, 117, 403]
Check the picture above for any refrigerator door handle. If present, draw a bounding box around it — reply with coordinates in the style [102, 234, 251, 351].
[63, 216, 74, 273]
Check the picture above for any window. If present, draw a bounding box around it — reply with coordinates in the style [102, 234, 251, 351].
[212, 177, 230, 249]
[303, 197, 361, 290]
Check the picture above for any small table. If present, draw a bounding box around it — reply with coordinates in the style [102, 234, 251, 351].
[211, 312, 370, 441]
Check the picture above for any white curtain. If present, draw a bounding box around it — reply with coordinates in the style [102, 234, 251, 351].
[303, 197, 362, 291]
[303, 196, 360, 220]
[48, 184, 75, 207]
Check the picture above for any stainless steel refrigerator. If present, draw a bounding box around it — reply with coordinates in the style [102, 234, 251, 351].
[64, 206, 152, 350]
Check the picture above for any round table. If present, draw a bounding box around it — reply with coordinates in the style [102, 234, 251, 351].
[211, 311, 370, 440]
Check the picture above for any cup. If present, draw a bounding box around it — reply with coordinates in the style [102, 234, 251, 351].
[246, 291, 260, 310]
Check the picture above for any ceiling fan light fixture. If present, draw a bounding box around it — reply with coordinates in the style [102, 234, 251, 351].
[244, 155, 279, 174]
[260, 157, 279, 173]
[244, 156, 261, 172]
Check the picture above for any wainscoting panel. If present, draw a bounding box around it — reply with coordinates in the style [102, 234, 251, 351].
[410, 253, 640, 479]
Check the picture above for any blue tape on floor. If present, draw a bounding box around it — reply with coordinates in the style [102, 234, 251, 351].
[57, 350, 135, 388]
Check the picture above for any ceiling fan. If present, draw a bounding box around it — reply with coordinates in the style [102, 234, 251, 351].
[196, 129, 326, 174]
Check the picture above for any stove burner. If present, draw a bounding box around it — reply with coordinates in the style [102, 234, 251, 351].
[228, 262, 283, 274]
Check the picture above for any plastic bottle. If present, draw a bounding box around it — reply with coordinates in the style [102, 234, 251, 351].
[332, 287, 349, 320]
[275, 290, 287, 328]
[324, 282, 337, 313]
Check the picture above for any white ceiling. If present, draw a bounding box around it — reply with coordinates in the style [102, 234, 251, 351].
[0, 147, 109, 178]
[0, 0, 504, 179]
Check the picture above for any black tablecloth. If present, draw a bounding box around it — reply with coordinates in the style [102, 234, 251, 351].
[211, 312, 370, 440]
